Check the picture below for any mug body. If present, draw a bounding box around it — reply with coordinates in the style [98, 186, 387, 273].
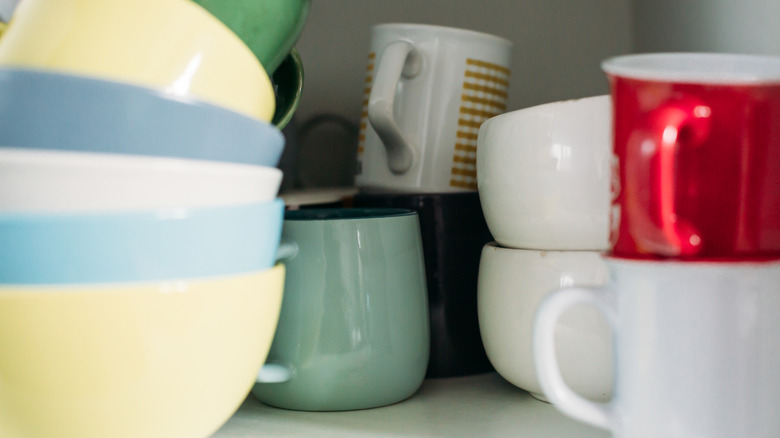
[0, 265, 285, 438]
[604, 53, 780, 259]
[477, 95, 611, 250]
[608, 259, 780, 437]
[534, 258, 780, 438]
[356, 23, 512, 193]
[251, 208, 430, 411]
[477, 242, 611, 401]
[0, 0, 275, 121]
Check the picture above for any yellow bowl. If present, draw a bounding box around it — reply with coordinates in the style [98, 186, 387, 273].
[0, 0, 275, 121]
[0, 265, 285, 438]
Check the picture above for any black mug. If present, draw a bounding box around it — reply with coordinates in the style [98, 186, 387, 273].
[353, 191, 494, 378]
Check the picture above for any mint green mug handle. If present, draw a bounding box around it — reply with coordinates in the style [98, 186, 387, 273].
[257, 363, 294, 383]
[254, 240, 299, 384]
[274, 241, 298, 262]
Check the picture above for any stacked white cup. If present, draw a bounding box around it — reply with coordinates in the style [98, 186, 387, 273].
[475, 95, 614, 402]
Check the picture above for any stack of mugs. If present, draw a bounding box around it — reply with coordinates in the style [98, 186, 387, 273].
[237, 24, 516, 411]
[533, 53, 780, 438]
[351, 23, 513, 378]
[475, 95, 615, 402]
[0, 0, 308, 437]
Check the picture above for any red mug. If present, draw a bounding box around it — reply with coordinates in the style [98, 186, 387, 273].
[604, 53, 780, 260]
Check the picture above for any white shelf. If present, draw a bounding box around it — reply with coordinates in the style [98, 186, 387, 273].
[212, 372, 609, 437]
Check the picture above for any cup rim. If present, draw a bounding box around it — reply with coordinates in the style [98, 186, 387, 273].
[371, 22, 513, 46]
[482, 241, 604, 256]
[284, 207, 416, 221]
[352, 191, 482, 201]
[601, 52, 780, 84]
[481, 94, 609, 128]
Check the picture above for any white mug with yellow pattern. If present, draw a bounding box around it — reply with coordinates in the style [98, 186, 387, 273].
[356, 23, 512, 193]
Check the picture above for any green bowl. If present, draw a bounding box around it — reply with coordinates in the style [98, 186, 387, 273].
[193, 0, 311, 74]
[271, 47, 303, 129]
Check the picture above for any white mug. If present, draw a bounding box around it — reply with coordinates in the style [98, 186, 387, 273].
[534, 258, 780, 438]
[356, 23, 512, 193]
[477, 95, 612, 250]
[477, 242, 612, 402]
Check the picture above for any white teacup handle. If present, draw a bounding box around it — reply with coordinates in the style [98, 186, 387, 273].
[367, 40, 422, 174]
[533, 286, 616, 431]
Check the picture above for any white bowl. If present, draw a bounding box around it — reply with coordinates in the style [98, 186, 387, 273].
[0, 147, 282, 212]
[477, 241, 613, 402]
[477, 95, 611, 251]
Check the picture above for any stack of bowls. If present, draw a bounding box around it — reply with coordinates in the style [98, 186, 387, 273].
[0, 1, 297, 437]
[475, 95, 614, 402]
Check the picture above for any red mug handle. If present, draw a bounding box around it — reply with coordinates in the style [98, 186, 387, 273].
[624, 97, 712, 257]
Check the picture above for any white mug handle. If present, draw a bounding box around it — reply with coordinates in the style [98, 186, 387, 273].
[533, 286, 616, 431]
[367, 40, 422, 174]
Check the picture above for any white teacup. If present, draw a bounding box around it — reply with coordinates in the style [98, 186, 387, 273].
[535, 258, 780, 438]
[477, 242, 612, 402]
[356, 23, 512, 193]
[0, 148, 282, 212]
[477, 95, 611, 250]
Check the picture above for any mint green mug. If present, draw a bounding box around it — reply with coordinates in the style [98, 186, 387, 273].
[251, 208, 430, 411]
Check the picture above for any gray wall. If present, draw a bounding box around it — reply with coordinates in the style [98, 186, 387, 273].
[294, 0, 633, 122]
[633, 0, 780, 56]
